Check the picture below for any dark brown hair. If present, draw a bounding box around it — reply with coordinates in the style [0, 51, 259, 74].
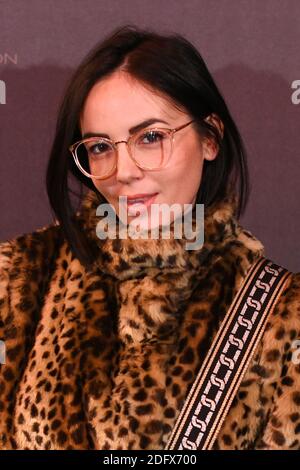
[46, 24, 249, 269]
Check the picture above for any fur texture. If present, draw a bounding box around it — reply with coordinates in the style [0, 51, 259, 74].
[0, 190, 300, 450]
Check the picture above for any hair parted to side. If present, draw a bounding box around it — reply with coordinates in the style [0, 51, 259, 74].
[46, 24, 250, 270]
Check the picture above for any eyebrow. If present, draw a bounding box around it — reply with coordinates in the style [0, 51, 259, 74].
[81, 118, 169, 139]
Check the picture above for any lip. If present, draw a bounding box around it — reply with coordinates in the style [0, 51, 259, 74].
[122, 193, 158, 215]
[123, 193, 158, 202]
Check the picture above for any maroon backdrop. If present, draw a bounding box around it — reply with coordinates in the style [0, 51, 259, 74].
[0, 0, 299, 271]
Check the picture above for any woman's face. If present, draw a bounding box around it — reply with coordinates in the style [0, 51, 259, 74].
[79, 71, 219, 231]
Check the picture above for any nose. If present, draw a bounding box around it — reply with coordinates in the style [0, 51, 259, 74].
[114, 141, 144, 182]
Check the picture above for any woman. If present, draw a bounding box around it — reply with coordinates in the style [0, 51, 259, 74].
[0, 25, 299, 451]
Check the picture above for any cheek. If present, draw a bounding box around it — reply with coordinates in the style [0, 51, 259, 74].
[91, 180, 112, 202]
[180, 141, 204, 184]
[175, 160, 203, 201]
[162, 147, 204, 199]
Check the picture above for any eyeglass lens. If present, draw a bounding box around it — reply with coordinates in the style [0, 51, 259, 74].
[75, 128, 171, 177]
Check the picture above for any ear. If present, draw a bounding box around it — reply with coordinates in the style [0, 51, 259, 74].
[204, 113, 224, 138]
[202, 113, 224, 161]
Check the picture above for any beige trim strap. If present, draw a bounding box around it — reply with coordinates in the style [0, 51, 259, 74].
[165, 256, 292, 450]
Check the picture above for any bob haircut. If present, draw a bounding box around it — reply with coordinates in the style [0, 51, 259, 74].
[46, 24, 249, 270]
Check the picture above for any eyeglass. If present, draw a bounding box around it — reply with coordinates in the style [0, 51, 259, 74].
[69, 119, 195, 180]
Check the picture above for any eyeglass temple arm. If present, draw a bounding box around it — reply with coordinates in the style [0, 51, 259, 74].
[173, 119, 195, 133]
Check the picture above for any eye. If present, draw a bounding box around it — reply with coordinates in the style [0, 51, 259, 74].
[86, 141, 112, 155]
[137, 130, 167, 145]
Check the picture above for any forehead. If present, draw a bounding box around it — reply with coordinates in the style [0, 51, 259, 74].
[79, 71, 183, 130]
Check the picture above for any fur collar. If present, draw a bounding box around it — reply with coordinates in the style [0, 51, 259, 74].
[76, 189, 255, 279]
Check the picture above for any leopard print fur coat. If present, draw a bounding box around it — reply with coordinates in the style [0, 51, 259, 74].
[0, 189, 300, 450]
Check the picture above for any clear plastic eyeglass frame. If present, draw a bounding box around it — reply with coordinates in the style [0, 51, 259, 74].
[69, 119, 195, 180]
